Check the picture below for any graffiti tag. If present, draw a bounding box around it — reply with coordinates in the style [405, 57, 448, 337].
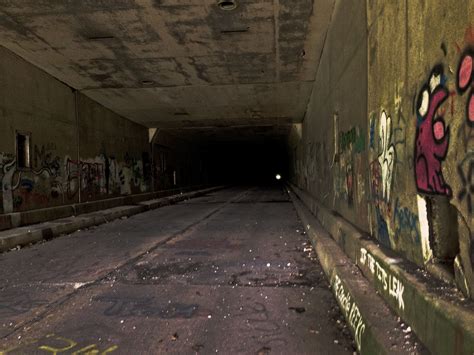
[414, 65, 452, 196]
[332, 274, 366, 352]
[360, 248, 405, 310]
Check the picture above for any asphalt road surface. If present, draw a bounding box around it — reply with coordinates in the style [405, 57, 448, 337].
[0, 186, 355, 354]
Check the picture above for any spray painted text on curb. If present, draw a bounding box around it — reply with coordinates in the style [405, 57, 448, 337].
[360, 248, 405, 310]
[332, 274, 366, 351]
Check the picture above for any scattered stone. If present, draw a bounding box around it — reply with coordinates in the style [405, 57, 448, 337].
[289, 306, 306, 313]
[257, 346, 271, 355]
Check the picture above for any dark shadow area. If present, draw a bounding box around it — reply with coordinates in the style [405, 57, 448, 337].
[205, 141, 289, 185]
[154, 126, 291, 187]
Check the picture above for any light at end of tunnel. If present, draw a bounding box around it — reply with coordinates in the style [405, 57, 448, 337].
[276, 174, 282, 181]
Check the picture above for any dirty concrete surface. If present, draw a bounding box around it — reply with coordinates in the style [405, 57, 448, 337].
[0, 186, 354, 354]
[0, 0, 336, 128]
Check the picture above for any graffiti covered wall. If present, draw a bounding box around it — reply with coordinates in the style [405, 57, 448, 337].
[77, 94, 149, 201]
[288, 0, 370, 229]
[0, 46, 150, 214]
[289, 0, 474, 297]
[367, 0, 473, 296]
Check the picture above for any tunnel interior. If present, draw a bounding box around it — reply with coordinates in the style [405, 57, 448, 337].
[0, 1, 473, 352]
[205, 140, 289, 185]
[152, 126, 291, 188]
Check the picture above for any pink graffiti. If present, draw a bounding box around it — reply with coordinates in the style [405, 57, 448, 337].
[457, 48, 474, 126]
[415, 66, 452, 196]
[458, 55, 472, 88]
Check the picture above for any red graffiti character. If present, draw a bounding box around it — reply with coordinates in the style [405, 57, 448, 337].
[457, 48, 474, 126]
[415, 65, 452, 196]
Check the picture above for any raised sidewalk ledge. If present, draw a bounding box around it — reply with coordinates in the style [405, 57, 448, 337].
[288, 184, 474, 355]
[0, 185, 213, 231]
[0, 185, 226, 253]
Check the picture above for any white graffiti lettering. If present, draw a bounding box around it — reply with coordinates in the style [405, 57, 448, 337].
[333, 274, 366, 352]
[377, 111, 396, 202]
[359, 248, 405, 310]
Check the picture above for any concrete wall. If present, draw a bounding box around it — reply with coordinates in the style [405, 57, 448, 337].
[290, 0, 474, 297]
[78, 94, 150, 201]
[289, 0, 369, 229]
[0, 46, 150, 214]
[152, 131, 208, 190]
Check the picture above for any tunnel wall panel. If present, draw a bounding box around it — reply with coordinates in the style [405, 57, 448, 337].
[289, 0, 369, 230]
[152, 131, 208, 190]
[367, 0, 473, 294]
[77, 94, 150, 202]
[0, 46, 150, 214]
[290, 0, 474, 296]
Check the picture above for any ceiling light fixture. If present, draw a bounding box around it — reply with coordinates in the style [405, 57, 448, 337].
[218, 0, 237, 11]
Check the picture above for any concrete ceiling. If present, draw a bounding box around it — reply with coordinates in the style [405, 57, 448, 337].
[0, 0, 335, 128]
[162, 124, 292, 145]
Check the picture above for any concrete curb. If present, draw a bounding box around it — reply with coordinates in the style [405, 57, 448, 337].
[0, 185, 213, 231]
[289, 184, 474, 354]
[289, 189, 425, 354]
[0, 186, 226, 253]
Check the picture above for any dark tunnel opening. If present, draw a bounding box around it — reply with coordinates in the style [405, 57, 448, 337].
[205, 141, 289, 185]
[151, 126, 291, 189]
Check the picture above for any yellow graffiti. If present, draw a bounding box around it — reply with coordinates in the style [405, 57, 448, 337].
[0, 334, 118, 354]
[102, 345, 119, 354]
[72, 344, 118, 355]
[39, 335, 77, 354]
[72, 344, 99, 355]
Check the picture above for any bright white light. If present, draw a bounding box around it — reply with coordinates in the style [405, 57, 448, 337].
[275, 174, 282, 180]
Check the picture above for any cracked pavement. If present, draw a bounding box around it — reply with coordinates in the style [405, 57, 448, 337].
[0, 186, 355, 354]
